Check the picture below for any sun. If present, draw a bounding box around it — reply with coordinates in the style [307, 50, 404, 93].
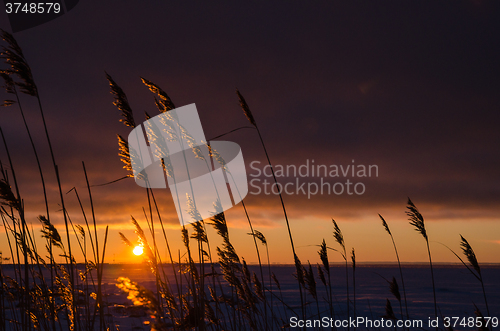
[133, 246, 144, 256]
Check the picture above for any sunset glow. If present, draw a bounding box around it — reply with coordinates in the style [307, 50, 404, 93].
[0, 3, 499, 330]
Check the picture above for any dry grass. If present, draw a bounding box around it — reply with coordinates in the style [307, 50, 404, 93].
[0, 30, 495, 331]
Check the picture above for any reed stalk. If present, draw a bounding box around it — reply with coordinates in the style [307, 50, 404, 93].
[0, 126, 30, 331]
[438, 236, 490, 317]
[236, 89, 305, 320]
[379, 214, 409, 321]
[407, 198, 437, 325]
[459, 235, 490, 317]
[332, 219, 349, 326]
[1, 30, 77, 329]
[389, 276, 403, 323]
[351, 247, 356, 325]
[318, 239, 334, 319]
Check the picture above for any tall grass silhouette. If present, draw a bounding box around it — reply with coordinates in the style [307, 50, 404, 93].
[0, 29, 111, 331]
[236, 89, 305, 319]
[438, 235, 491, 318]
[406, 198, 437, 325]
[332, 218, 349, 326]
[379, 214, 409, 322]
[0, 30, 496, 331]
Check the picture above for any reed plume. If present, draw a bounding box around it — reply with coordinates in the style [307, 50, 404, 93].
[305, 262, 317, 300]
[317, 264, 326, 286]
[0, 29, 37, 96]
[293, 254, 305, 288]
[249, 230, 266, 245]
[141, 77, 175, 112]
[407, 199, 427, 239]
[332, 219, 346, 255]
[460, 235, 479, 274]
[389, 276, 404, 321]
[252, 272, 264, 301]
[119, 232, 133, 247]
[305, 261, 321, 324]
[332, 218, 350, 323]
[186, 194, 202, 223]
[0, 71, 15, 106]
[236, 89, 256, 127]
[318, 238, 334, 317]
[0, 179, 19, 210]
[383, 299, 397, 320]
[106, 73, 136, 128]
[116, 134, 134, 176]
[39, 216, 63, 251]
[407, 198, 437, 323]
[460, 235, 489, 316]
[209, 200, 239, 263]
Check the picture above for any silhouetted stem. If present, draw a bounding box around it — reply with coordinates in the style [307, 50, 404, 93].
[426, 239, 437, 327]
[254, 127, 304, 320]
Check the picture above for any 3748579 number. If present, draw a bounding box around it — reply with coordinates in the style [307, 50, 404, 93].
[443, 316, 499, 328]
[5, 2, 61, 14]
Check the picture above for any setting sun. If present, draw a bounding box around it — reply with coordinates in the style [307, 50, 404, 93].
[132, 246, 144, 256]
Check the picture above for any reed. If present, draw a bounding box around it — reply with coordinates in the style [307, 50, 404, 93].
[389, 276, 403, 322]
[0, 31, 118, 331]
[318, 238, 334, 318]
[439, 235, 490, 317]
[407, 198, 437, 325]
[0, 125, 31, 331]
[0, 142, 111, 330]
[460, 235, 490, 316]
[383, 299, 397, 321]
[332, 218, 349, 324]
[351, 247, 356, 324]
[248, 229, 272, 328]
[236, 89, 305, 318]
[379, 214, 409, 321]
[1, 32, 497, 330]
[1, 29, 77, 329]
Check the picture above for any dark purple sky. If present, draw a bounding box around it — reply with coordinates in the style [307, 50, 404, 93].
[1, 1, 500, 262]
